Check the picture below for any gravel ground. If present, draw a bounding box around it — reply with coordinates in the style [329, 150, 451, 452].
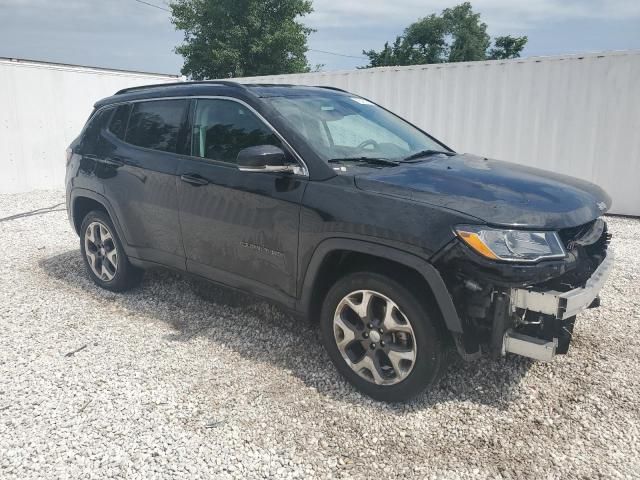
[1, 190, 639, 480]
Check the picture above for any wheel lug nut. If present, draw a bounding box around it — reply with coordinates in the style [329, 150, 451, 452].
[380, 341, 385, 347]
[368, 323, 373, 329]
[370, 343, 376, 349]
[363, 332, 369, 338]
[378, 328, 384, 334]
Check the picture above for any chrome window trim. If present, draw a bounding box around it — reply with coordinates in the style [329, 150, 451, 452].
[93, 95, 309, 177]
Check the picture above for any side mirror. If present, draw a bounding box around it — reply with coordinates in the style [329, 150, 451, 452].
[237, 145, 294, 173]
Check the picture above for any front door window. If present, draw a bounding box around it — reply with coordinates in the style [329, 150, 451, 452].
[191, 99, 282, 163]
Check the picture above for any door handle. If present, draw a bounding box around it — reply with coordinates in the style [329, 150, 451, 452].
[102, 156, 125, 167]
[180, 173, 209, 186]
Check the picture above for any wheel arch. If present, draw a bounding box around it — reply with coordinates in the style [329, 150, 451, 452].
[297, 238, 463, 333]
[70, 189, 128, 249]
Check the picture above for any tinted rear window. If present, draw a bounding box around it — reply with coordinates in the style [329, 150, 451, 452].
[108, 104, 131, 140]
[81, 107, 114, 153]
[125, 100, 186, 153]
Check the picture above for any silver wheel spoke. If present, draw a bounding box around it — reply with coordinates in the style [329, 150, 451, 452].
[387, 348, 414, 376]
[99, 225, 113, 244]
[344, 291, 372, 318]
[105, 249, 118, 267]
[353, 353, 385, 385]
[334, 316, 357, 350]
[86, 224, 97, 244]
[382, 304, 413, 333]
[101, 263, 114, 281]
[86, 250, 97, 269]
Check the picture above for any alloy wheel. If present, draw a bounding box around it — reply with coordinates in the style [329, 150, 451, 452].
[84, 221, 118, 282]
[333, 290, 417, 386]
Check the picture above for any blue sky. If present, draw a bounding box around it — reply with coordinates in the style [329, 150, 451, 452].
[1, 0, 639, 74]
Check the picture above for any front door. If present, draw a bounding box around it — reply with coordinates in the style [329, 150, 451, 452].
[176, 98, 307, 306]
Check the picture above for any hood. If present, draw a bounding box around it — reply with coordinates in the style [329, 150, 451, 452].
[354, 154, 611, 229]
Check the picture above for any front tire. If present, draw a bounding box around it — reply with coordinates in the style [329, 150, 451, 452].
[79, 210, 143, 292]
[320, 272, 447, 402]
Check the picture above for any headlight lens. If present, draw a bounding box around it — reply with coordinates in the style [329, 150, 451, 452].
[455, 225, 566, 262]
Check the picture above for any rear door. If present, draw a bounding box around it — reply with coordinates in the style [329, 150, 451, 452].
[176, 98, 307, 305]
[98, 99, 189, 269]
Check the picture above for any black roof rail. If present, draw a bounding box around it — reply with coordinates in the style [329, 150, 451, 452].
[114, 80, 245, 95]
[241, 83, 295, 87]
[315, 85, 349, 93]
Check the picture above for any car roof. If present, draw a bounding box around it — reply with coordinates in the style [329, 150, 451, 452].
[243, 84, 349, 97]
[94, 81, 350, 108]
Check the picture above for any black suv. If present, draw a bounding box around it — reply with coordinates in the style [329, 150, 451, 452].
[66, 81, 613, 401]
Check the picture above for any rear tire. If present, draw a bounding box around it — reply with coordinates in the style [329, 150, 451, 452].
[320, 271, 447, 402]
[79, 210, 143, 292]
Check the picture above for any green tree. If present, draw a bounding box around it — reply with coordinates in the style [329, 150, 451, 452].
[363, 2, 527, 68]
[487, 35, 529, 60]
[170, 0, 314, 79]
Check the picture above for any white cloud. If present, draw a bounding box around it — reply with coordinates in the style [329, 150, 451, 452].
[307, 0, 640, 31]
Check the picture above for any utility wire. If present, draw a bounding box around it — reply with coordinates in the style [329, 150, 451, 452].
[132, 0, 171, 12]
[309, 49, 366, 60]
[129, 0, 367, 60]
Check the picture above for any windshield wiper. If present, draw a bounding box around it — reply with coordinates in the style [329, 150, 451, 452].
[401, 149, 455, 162]
[328, 157, 400, 167]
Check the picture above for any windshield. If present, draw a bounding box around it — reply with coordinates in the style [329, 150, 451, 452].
[265, 94, 449, 165]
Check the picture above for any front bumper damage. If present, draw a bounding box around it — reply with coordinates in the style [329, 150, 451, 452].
[504, 250, 613, 361]
[509, 251, 614, 321]
[433, 218, 613, 362]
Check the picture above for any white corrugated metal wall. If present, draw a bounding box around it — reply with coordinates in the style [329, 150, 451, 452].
[235, 51, 640, 216]
[0, 58, 178, 193]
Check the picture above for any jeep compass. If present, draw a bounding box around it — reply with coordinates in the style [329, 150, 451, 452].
[65, 82, 613, 401]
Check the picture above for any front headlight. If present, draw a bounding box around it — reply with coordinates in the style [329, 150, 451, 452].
[455, 225, 566, 262]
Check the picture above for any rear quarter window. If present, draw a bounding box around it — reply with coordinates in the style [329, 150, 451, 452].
[108, 104, 131, 140]
[125, 100, 187, 153]
[80, 107, 114, 154]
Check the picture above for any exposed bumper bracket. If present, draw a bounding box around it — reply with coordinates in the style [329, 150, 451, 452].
[509, 251, 614, 320]
[503, 330, 557, 362]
